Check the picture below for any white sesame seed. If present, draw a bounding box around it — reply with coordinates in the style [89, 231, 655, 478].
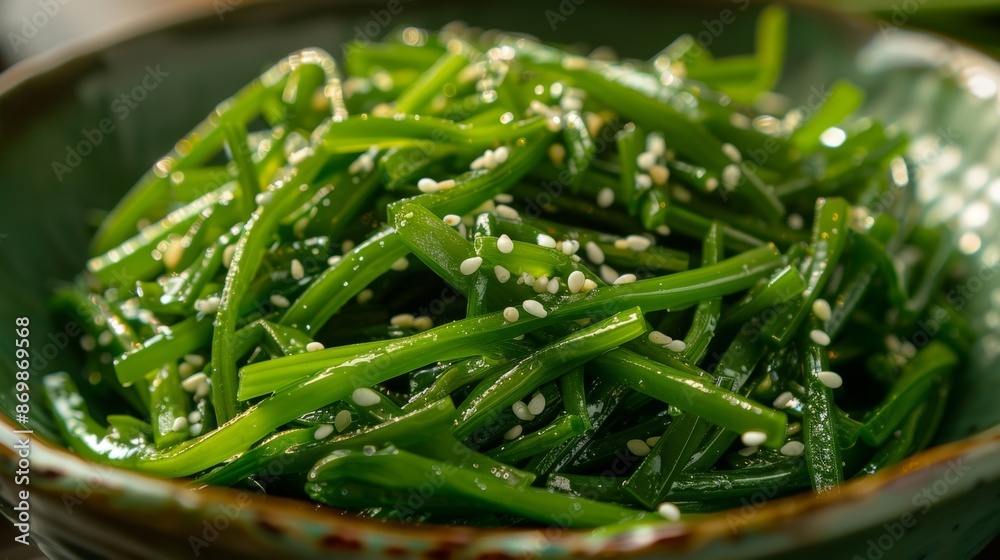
[773, 391, 795, 409]
[412, 316, 434, 331]
[195, 379, 211, 400]
[809, 329, 832, 346]
[657, 502, 681, 521]
[314, 424, 334, 440]
[305, 341, 325, 353]
[293, 216, 309, 238]
[522, 299, 547, 318]
[289, 258, 305, 280]
[645, 436, 661, 448]
[390, 313, 415, 328]
[223, 245, 236, 268]
[599, 264, 619, 284]
[187, 411, 202, 424]
[780, 441, 805, 457]
[561, 239, 579, 255]
[357, 289, 374, 304]
[254, 191, 273, 206]
[537, 234, 557, 248]
[527, 393, 546, 415]
[646, 134, 666, 156]
[655, 225, 671, 236]
[562, 55, 589, 70]
[495, 204, 520, 219]
[494, 146, 509, 164]
[648, 331, 673, 345]
[548, 143, 567, 166]
[704, 177, 719, 192]
[195, 296, 220, 314]
[626, 235, 652, 252]
[493, 265, 511, 283]
[185, 354, 205, 369]
[585, 241, 605, 265]
[614, 239, 629, 250]
[581, 279, 598, 292]
[483, 150, 498, 169]
[163, 238, 184, 270]
[546, 277, 560, 294]
[667, 340, 688, 353]
[738, 446, 759, 456]
[534, 275, 550, 293]
[671, 186, 693, 203]
[172, 417, 189, 432]
[352, 388, 381, 407]
[497, 234, 514, 254]
[649, 164, 669, 186]
[636, 174, 653, 189]
[636, 151, 657, 170]
[787, 213, 804, 230]
[503, 307, 520, 322]
[327, 255, 343, 266]
[596, 187, 615, 208]
[270, 294, 291, 308]
[627, 439, 651, 456]
[437, 179, 456, 190]
[812, 298, 832, 322]
[722, 143, 742, 162]
[443, 214, 462, 226]
[181, 373, 207, 393]
[722, 164, 741, 190]
[614, 274, 637, 285]
[567, 271, 586, 294]
[190, 423, 203, 436]
[520, 273, 536, 286]
[390, 257, 409, 272]
[460, 256, 484, 275]
[787, 422, 802, 436]
[504, 425, 523, 440]
[417, 178, 440, 193]
[818, 371, 844, 389]
[512, 401, 535, 421]
[80, 335, 96, 351]
[335, 410, 352, 432]
[178, 362, 194, 378]
[741, 430, 768, 447]
[98, 330, 114, 347]
[494, 193, 514, 204]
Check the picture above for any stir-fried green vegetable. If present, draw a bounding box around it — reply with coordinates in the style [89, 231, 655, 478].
[44, 8, 969, 528]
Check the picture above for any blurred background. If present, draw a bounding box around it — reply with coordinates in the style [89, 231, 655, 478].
[0, 0, 998, 558]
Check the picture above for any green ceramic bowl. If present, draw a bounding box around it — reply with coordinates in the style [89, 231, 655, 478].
[2, 1, 999, 558]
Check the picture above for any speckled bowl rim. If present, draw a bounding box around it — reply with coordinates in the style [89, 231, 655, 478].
[2, 0, 999, 557]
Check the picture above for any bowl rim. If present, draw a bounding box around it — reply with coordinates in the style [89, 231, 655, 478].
[2, 0, 1000, 556]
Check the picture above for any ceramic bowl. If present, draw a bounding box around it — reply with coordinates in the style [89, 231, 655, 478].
[1, 1, 998, 558]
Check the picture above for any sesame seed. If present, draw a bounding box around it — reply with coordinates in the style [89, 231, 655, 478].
[172, 417, 189, 432]
[648, 331, 673, 345]
[443, 214, 462, 226]
[98, 330, 114, 347]
[546, 116, 563, 132]
[341, 240, 355, 252]
[738, 446, 759, 456]
[527, 393, 546, 415]
[494, 265, 511, 283]
[649, 164, 669, 185]
[646, 134, 666, 156]
[309, 424, 332, 440]
[254, 191, 272, 206]
[357, 289, 374, 305]
[270, 294, 291, 308]
[503, 307, 520, 322]
[335, 410, 352, 432]
[561, 239, 579, 255]
[181, 373, 207, 393]
[437, 179, 456, 190]
[636, 151, 657, 170]
[195, 379, 211, 399]
[223, 245, 235, 269]
[636, 174, 653, 189]
[417, 178, 440, 193]
[494, 193, 514, 204]
[645, 436, 661, 448]
[812, 298, 832, 322]
[741, 430, 768, 447]
[178, 362, 194, 378]
[655, 225, 671, 236]
[195, 296, 221, 314]
[567, 271, 586, 293]
[534, 275, 550, 293]
[773, 391, 795, 409]
[352, 388, 381, 407]
[626, 235, 652, 252]
[546, 277, 560, 294]
[522, 299, 547, 318]
[185, 354, 205, 369]
[787, 422, 802, 436]
[657, 502, 681, 521]
[581, 279, 598, 292]
[667, 340, 687, 352]
[599, 264, 619, 284]
[327, 255, 343, 266]
[482, 150, 498, 169]
[390, 313, 416, 328]
[520, 273, 536, 286]
[562, 55, 589, 70]
[548, 143, 567, 166]
[163, 238, 184, 271]
[596, 187, 615, 208]
[391, 257, 409, 271]
[671, 186, 693, 203]
[495, 204, 520, 219]
[780, 441, 805, 457]
[614, 274, 637, 285]
[585, 241, 605, 264]
[537, 234, 557, 248]
[306, 341, 325, 353]
[818, 371, 844, 389]
[614, 239, 629, 250]
[626, 439, 651, 456]
[787, 213, 804, 230]
[722, 164, 741, 190]
[494, 146, 509, 164]
[705, 177, 719, 192]
[722, 142, 742, 162]
[190, 423, 203, 436]
[412, 316, 434, 331]
[460, 256, 484, 275]
[497, 234, 514, 254]
[187, 411, 202, 424]
[504, 425, 523, 440]
[809, 329, 831, 346]
[512, 401, 535, 421]
[80, 335, 96, 351]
